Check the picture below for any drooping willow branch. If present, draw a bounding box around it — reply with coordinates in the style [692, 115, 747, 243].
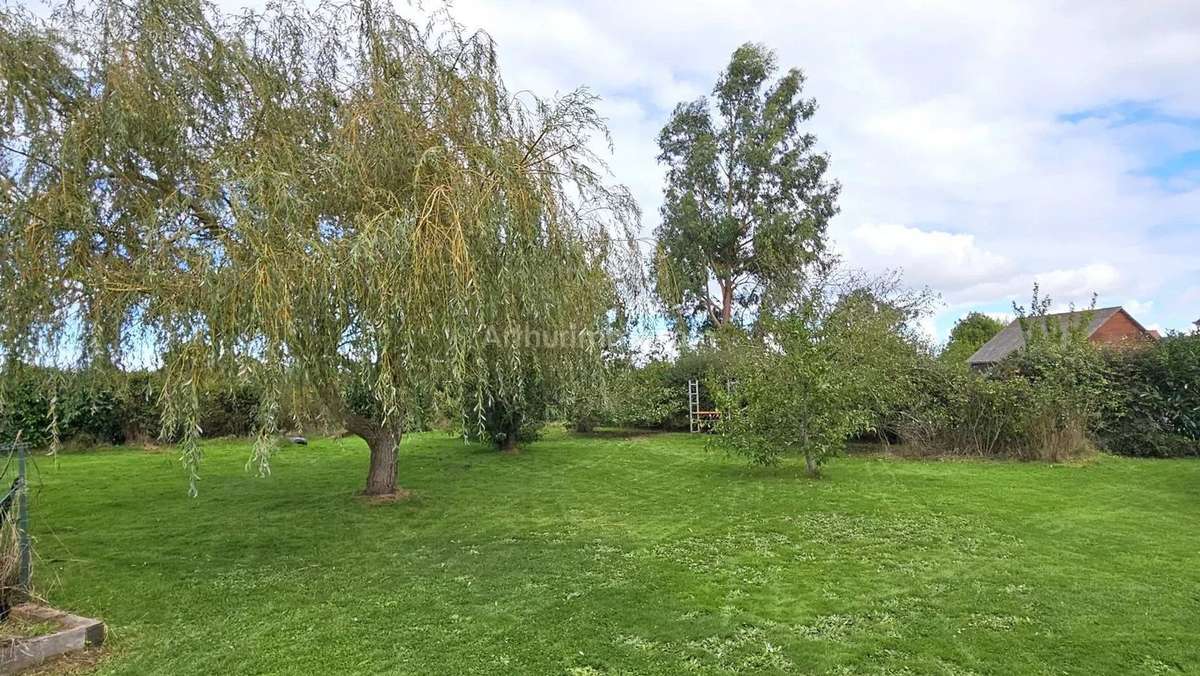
[0, 0, 642, 493]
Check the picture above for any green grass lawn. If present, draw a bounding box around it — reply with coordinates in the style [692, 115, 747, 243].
[26, 430, 1200, 675]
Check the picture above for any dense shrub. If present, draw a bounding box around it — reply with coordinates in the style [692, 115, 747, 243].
[0, 368, 54, 447]
[1100, 334, 1200, 457]
[461, 363, 553, 451]
[466, 394, 549, 451]
[118, 373, 163, 443]
[653, 349, 731, 430]
[896, 341, 1111, 461]
[198, 384, 263, 438]
[567, 349, 726, 432]
[602, 360, 679, 429]
[0, 367, 258, 449]
[56, 373, 126, 447]
[465, 394, 548, 450]
[0, 368, 163, 448]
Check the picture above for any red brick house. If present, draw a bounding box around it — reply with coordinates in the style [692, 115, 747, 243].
[967, 306, 1155, 368]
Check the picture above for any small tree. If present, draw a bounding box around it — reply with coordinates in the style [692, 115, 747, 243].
[714, 281, 928, 475]
[653, 43, 839, 338]
[557, 308, 638, 434]
[463, 359, 552, 452]
[940, 312, 1004, 366]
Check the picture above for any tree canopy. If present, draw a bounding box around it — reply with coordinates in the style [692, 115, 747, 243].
[939, 312, 1005, 366]
[714, 278, 929, 474]
[653, 42, 839, 339]
[0, 0, 638, 494]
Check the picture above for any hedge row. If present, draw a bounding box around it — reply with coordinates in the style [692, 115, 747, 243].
[3, 335, 1197, 457]
[601, 335, 1200, 459]
[1101, 335, 1200, 457]
[0, 369, 264, 448]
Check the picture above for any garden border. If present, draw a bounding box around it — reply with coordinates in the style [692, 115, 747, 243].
[0, 604, 105, 674]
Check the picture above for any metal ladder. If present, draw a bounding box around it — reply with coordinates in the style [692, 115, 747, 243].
[688, 379, 700, 433]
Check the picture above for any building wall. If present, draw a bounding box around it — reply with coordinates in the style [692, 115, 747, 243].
[1089, 310, 1152, 347]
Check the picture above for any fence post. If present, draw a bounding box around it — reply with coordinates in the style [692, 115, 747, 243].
[17, 443, 31, 596]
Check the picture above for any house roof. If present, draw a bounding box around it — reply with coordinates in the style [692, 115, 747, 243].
[966, 306, 1124, 366]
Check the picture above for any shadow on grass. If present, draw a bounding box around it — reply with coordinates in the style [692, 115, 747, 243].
[686, 456, 824, 482]
[569, 427, 670, 440]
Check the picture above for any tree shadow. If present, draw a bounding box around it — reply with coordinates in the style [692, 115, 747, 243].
[570, 427, 669, 440]
[704, 461, 823, 482]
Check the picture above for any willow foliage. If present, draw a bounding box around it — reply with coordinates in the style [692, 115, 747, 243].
[0, 0, 638, 494]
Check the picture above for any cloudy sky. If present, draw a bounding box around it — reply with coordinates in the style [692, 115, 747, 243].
[432, 0, 1200, 340]
[38, 0, 1194, 340]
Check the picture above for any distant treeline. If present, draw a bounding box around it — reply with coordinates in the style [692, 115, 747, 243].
[2, 333, 1197, 458]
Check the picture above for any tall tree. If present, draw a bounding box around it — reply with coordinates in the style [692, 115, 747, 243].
[654, 43, 839, 337]
[0, 0, 636, 495]
[940, 312, 1005, 366]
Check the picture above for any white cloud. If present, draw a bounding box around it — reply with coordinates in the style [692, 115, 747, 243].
[1123, 299, 1155, 317]
[838, 223, 1012, 293]
[453, 1, 1199, 335]
[1034, 264, 1123, 301]
[915, 314, 940, 345]
[207, 0, 1200, 337]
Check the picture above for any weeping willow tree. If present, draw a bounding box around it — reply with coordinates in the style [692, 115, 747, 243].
[0, 0, 637, 495]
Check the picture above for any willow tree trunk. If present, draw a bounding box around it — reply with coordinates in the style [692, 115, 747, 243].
[346, 415, 402, 496]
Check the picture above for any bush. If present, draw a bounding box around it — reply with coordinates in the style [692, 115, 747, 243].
[593, 360, 677, 430]
[461, 362, 552, 452]
[1100, 334, 1200, 457]
[565, 349, 725, 433]
[198, 384, 263, 438]
[618, 351, 726, 430]
[0, 367, 54, 447]
[0, 367, 261, 449]
[896, 342, 1111, 461]
[120, 372, 163, 443]
[0, 367, 138, 448]
[466, 397, 547, 450]
[59, 373, 126, 445]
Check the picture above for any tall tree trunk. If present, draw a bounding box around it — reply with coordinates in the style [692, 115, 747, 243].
[721, 280, 734, 325]
[346, 414, 402, 496]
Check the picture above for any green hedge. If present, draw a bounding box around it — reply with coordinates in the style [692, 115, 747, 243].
[1101, 335, 1200, 457]
[895, 345, 1106, 461]
[0, 368, 265, 449]
[0, 368, 156, 448]
[6, 335, 1198, 458]
[898, 335, 1200, 460]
